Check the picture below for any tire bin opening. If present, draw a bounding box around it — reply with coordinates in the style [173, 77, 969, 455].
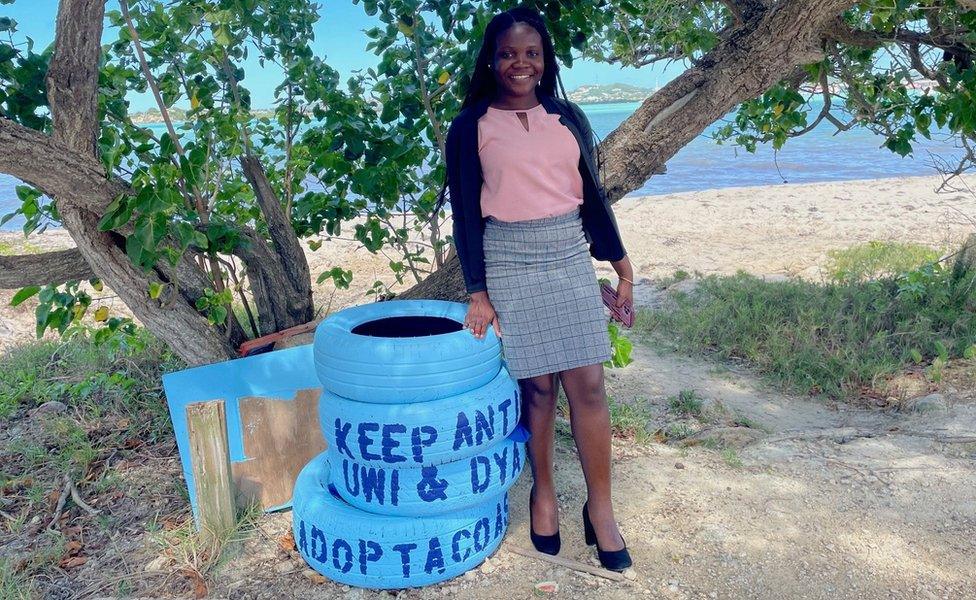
[351, 316, 462, 338]
[314, 300, 502, 403]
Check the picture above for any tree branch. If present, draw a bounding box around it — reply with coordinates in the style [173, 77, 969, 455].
[0, 118, 131, 216]
[599, 0, 858, 201]
[0, 249, 94, 288]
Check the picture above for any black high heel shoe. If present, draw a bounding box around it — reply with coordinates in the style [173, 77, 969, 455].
[529, 490, 561, 555]
[582, 502, 632, 572]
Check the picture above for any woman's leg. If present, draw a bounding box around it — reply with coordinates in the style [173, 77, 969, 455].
[559, 363, 625, 551]
[520, 372, 559, 535]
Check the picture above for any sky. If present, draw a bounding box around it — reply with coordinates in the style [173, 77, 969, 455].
[2, 0, 684, 111]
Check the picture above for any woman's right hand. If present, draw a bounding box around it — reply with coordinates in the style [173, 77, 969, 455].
[465, 291, 501, 339]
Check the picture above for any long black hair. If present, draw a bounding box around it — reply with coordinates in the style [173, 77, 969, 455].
[461, 7, 562, 109]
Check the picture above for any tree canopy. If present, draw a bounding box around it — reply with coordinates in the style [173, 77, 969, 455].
[1, 0, 974, 365]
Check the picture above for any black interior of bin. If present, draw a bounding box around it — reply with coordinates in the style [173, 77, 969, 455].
[351, 316, 462, 338]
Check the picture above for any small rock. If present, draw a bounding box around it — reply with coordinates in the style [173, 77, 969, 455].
[303, 569, 327, 584]
[623, 569, 638, 581]
[32, 400, 67, 416]
[905, 393, 948, 413]
[479, 559, 495, 575]
[274, 561, 298, 574]
[143, 555, 171, 573]
[535, 581, 558, 594]
[674, 462, 685, 470]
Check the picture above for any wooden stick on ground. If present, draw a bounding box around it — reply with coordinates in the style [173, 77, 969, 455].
[504, 545, 628, 582]
[47, 475, 72, 530]
[68, 479, 100, 516]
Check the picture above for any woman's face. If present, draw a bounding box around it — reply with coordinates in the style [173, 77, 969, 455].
[491, 23, 544, 100]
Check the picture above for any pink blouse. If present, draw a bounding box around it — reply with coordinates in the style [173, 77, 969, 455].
[477, 104, 584, 222]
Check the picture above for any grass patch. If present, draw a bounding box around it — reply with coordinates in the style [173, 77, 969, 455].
[0, 328, 180, 426]
[607, 396, 654, 444]
[0, 239, 41, 256]
[639, 243, 976, 400]
[553, 394, 655, 445]
[149, 502, 263, 580]
[721, 448, 744, 468]
[662, 422, 694, 441]
[667, 389, 704, 416]
[0, 557, 36, 600]
[827, 241, 941, 283]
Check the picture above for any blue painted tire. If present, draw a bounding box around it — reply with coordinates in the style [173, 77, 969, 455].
[329, 428, 527, 517]
[293, 453, 511, 589]
[313, 300, 501, 404]
[319, 366, 521, 468]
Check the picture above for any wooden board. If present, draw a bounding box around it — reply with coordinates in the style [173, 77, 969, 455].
[232, 389, 327, 508]
[161, 343, 323, 525]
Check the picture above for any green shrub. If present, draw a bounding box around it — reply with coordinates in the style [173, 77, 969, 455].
[605, 322, 634, 368]
[827, 241, 940, 283]
[640, 245, 976, 400]
[0, 328, 180, 429]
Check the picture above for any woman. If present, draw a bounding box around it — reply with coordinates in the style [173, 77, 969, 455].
[442, 8, 635, 572]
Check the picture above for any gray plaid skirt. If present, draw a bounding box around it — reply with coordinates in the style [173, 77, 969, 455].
[483, 208, 611, 380]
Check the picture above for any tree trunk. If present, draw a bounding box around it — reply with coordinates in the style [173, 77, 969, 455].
[59, 203, 238, 362]
[239, 156, 314, 335]
[405, 0, 857, 301]
[41, 0, 236, 365]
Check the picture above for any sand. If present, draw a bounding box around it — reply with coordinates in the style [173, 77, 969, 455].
[1, 174, 974, 353]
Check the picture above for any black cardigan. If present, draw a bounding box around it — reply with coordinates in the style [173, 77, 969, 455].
[444, 94, 627, 294]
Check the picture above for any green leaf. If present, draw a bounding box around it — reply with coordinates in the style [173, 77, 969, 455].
[10, 285, 40, 306]
[214, 25, 232, 47]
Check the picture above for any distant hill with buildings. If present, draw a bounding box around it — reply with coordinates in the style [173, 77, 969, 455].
[568, 83, 655, 104]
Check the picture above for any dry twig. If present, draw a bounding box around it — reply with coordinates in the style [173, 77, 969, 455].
[505, 545, 629, 582]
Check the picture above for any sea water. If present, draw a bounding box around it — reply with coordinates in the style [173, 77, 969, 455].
[0, 101, 963, 231]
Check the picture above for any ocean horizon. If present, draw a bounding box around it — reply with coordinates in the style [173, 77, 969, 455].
[0, 101, 962, 232]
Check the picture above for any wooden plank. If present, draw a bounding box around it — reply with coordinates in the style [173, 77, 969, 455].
[232, 389, 327, 508]
[186, 401, 236, 537]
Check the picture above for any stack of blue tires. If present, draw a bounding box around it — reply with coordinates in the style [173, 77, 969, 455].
[292, 300, 526, 589]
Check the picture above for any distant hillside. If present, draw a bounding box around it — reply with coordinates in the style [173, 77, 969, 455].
[568, 83, 655, 104]
[129, 107, 276, 125]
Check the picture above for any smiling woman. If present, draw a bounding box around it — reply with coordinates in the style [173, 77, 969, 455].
[437, 7, 635, 572]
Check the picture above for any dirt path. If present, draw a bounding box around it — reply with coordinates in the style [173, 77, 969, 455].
[4, 311, 974, 599]
[180, 332, 975, 600]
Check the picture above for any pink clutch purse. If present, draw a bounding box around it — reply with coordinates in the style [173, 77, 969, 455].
[600, 282, 634, 328]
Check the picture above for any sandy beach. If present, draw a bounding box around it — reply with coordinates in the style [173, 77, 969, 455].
[2, 174, 974, 353]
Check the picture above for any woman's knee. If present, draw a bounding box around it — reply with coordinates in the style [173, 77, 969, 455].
[520, 374, 557, 406]
[562, 365, 606, 408]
